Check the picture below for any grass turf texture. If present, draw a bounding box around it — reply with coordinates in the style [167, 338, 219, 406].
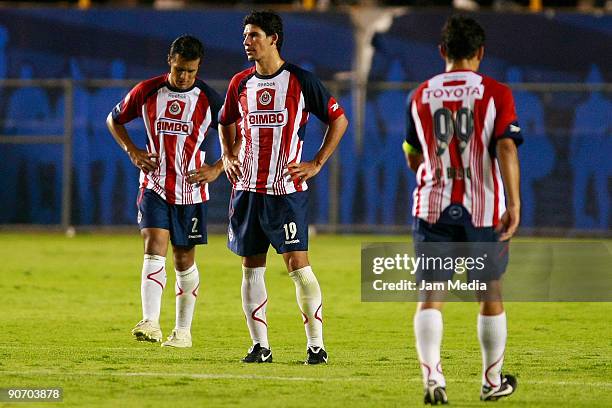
[0, 232, 610, 407]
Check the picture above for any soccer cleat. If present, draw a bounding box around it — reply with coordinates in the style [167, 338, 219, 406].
[161, 328, 192, 348]
[305, 346, 328, 365]
[480, 373, 518, 401]
[242, 343, 273, 363]
[131, 319, 162, 343]
[423, 380, 448, 405]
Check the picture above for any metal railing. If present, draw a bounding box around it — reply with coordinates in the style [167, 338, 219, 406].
[0, 78, 610, 234]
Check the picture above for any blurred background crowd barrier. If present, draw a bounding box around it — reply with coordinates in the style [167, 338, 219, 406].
[0, 6, 609, 235]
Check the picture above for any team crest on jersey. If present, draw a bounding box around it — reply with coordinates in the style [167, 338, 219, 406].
[256, 88, 276, 108]
[165, 99, 185, 120]
[259, 90, 273, 106]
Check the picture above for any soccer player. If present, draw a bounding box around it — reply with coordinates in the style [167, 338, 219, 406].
[106, 35, 224, 348]
[218, 10, 348, 365]
[403, 16, 521, 404]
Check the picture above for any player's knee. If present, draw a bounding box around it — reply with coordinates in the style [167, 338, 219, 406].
[173, 246, 195, 271]
[242, 254, 267, 268]
[141, 228, 169, 256]
[284, 252, 310, 272]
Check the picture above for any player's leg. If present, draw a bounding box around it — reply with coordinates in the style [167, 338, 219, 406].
[281, 250, 327, 365]
[477, 285, 516, 401]
[261, 191, 326, 364]
[412, 218, 452, 404]
[471, 228, 516, 401]
[132, 189, 171, 343]
[227, 191, 272, 362]
[160, 245, 197, 348]
[161, 200, 208, 348]
[132, 227, 169, 342]
[241, 253, 272, 362]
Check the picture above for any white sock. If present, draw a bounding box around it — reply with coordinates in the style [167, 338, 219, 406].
[242, 266, 269, 349]
[289, 266, 324, 349]
[414, 308, 446, 387]
[175, 263, 200, 331]
[141, 254, 167, 323]
[478, 312, 507, 388]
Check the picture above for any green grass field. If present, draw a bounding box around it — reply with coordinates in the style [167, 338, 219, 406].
[1, 232, 610, 407]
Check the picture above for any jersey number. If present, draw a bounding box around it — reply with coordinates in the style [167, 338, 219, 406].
[433, 107, 474, 156]
[191, 217, 199, 233]
[283, 222, 297, 240]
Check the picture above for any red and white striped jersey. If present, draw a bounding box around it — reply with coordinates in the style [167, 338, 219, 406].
[406, 70, 523, 227]
[111, 74, 222, 205]
[219, 63, 344, 195]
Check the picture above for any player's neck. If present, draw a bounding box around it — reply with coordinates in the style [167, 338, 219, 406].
[445, 59, 480, 73]
[255, 54, 285, 76]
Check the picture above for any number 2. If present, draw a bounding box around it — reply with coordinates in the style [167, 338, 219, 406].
[191, 217, 199, 233]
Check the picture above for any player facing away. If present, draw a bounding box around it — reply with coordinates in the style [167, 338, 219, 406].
[404, 16, 522, 404]
[106, 35, 224, 348]
[219, 11, 348, 365]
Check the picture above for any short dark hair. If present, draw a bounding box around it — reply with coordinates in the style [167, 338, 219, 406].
[244, 10, 284, 52]
[441, 15, 485, 61]
[169, 35, 204, 61]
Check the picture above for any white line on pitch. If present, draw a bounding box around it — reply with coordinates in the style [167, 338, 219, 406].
[1, 371, 611, 387]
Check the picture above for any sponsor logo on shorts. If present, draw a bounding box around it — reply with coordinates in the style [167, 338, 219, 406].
[228, 226, 234, 242]
[188, 234, 202, 239]
[137, 210, 142, 224]
[285, 239, 300, 244]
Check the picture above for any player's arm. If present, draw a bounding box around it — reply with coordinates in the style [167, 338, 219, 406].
[186, 86, 226, 185]
[494, 86, 523, 241]
[287, 113, 348, 182]
[404, 92, 423, 173]
[403, 141, 423, 173]
[106, 113, 159, 173]
[495, 138, 520, 241]
[219, 122, 243, 184]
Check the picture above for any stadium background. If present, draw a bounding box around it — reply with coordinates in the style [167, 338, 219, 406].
[0, 5, 609, 235]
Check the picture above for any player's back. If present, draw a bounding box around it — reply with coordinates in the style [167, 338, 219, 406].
[408, 70, 520, 227]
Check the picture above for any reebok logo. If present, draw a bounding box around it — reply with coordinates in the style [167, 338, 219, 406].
[510, 124, 521, 133]
[285, 239, 300, 244]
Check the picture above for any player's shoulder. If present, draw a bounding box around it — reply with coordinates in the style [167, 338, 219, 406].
[408, 79, 430, 104]
[480, 74, 513, 97]
[284, 62, 321, 85]
[136, 74, 168, 93]
[194, 78, 221, 98]
[229, 67, 257, 86]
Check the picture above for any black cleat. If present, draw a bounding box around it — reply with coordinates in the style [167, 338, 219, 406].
[481, 374, 517, 401]
[241, 343, 273, 363]
[305, 346, 328, 365]
[424, 380, 448, 405]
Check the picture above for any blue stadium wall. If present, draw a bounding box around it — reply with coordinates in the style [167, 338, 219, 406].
[0, 8, 609, 231]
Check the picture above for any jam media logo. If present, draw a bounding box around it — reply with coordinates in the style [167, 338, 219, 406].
[164, 99, 186, 119]
[247, 109, 288, 128]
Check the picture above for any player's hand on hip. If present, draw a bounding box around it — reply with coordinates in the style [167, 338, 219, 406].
[128, 149, 159, 173]
[286, 161, 321, 183]
[187, 164, 222, 185]
[222, 154, 242, 184]
[495, 205, 520, 241]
